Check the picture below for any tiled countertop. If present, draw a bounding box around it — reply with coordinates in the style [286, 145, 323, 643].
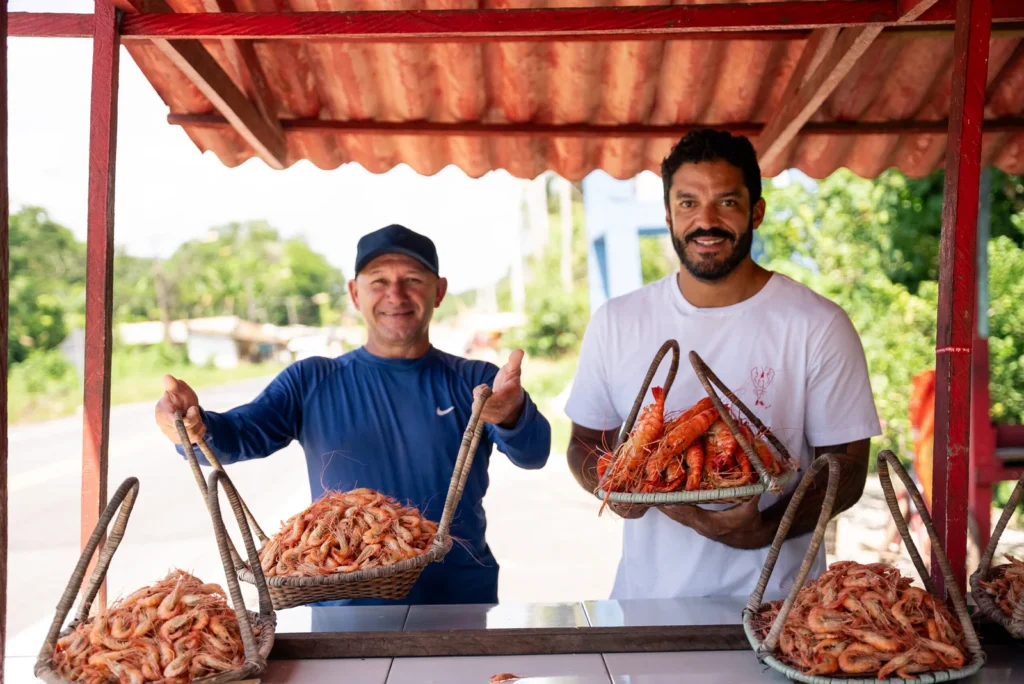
[255, 647, 1024, 684]
[10, 599, 1023, 682]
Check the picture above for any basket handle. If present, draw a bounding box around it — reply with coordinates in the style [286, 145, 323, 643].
[36, 477, 140, 666]
[436, 385, 492, 542]
[207, 469, 274, 675]
[616, 339, 680, 447]
[689, 350, 791, 495]
[174, 411, 269, 560]
[745, 454, 840, 654]
[876, 450, 985, 664]
[974, 471, 1024, 633]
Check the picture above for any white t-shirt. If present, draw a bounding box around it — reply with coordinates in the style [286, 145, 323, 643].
[564, 273, 882, 601]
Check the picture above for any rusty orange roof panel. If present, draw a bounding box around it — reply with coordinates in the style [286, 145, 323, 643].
[120, 1, 1024, 179]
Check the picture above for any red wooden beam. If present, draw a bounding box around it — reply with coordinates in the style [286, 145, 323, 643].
[118, 1, 900, 42]
[931, 0, 991, 600]
[166, 113, 1024, 138]
[10, 4, 1024, 41]
[81, 0, 120, 612]
[0, 3, 9, 680]
[756, 0, 941, 168]
[8, 12, 92, 38]
[918, 0, 1022, 23]
[114, 0, 286, 169]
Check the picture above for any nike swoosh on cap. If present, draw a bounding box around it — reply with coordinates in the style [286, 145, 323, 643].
[436, 406, 455, 416]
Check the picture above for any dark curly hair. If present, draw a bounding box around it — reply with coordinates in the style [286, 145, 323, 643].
[660, 129, 762, 209]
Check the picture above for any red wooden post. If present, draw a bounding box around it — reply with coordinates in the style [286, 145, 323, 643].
[931, 0, 991, 598]
[82, 0, 121, 611]
[0, 2, 10, 680]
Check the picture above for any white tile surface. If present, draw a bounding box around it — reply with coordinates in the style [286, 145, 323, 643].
[404, 602, 590, 630]
[583, 598, 745, 628]
[387, 654, 611, 684]
[261, 657, 392, 684]
[604, 651, 789, 683]
[274, 605, 410, 633]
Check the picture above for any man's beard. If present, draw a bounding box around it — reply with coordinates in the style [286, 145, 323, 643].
[671, 217, 754, 282]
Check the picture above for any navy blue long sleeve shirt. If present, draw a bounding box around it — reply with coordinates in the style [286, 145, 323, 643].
[176, 345, 551, 606]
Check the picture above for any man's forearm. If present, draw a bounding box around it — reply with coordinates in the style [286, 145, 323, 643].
[567, 441, 600, 492]
[660, 442, 870, 550]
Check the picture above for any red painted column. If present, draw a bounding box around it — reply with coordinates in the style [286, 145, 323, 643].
[0, 2, 10, 679]
[931, 0, 991, 598]
[82, 0, 121, 611]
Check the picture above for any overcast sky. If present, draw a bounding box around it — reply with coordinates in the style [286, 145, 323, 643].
[7, 0, 539, 294]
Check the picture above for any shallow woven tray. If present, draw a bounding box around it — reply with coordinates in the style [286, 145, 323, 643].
[34, 474, 276, 684]
[176, 385, 491, 609]
[741, 450, 986, 684]
[969, 471, 1024, 638]
[595, 339, 798, 505]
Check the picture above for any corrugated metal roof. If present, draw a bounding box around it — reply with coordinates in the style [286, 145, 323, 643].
[125, 1, 1024, 179]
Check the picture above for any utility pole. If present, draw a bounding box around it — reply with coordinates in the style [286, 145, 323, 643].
[559, 176, 574, 291]
[154, 260, 172, 345]
[510, 197, 527, 315]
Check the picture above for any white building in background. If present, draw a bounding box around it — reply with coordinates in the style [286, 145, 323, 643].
[59, 315, 367, 371]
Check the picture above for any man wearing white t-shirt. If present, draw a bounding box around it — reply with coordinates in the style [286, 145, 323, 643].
[565, 129, 881, 601]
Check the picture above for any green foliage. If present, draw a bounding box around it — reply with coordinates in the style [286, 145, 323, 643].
[512, 286, 589, 358]
[988, 235, 1024, 423]
[639, 234, 674, 284]
[758, 169, 1024, 497]
[506, 201, 590, 358]
[165, 222, 346, 326]
[8, 207, 86, 364]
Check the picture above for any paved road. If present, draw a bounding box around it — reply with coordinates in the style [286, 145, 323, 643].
[4, 377, 624, 657]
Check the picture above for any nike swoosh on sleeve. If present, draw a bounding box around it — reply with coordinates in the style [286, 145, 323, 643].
[436, 406, 455, 416]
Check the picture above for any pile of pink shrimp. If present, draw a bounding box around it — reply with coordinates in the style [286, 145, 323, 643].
[258, 488, 438, 578]
[752, 561, 968, 679]
[978, 553, 1024, 618]
[49, 569, 251, 683]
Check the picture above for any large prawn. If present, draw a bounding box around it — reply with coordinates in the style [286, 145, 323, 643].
[705, 419, 738, 471]
[644, 407, 718, 479]
[598, 387, 666, 511]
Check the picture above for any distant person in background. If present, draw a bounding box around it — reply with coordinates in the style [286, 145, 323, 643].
[154, 223, 552, 605]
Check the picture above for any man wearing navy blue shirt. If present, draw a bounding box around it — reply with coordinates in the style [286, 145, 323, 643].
[155, 224, 552, 605]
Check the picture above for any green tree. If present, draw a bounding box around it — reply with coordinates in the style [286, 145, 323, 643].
[8, 207, 86, 363]
[164, 222, 346, 326]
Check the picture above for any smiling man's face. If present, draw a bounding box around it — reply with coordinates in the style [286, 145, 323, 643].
[349, 253, 446, 350]
[666, 158, 766, 282]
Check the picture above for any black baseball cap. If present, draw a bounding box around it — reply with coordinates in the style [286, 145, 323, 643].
[354, 224, 439, 276]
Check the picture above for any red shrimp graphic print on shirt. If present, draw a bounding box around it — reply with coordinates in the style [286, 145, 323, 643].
[750, 366, 775, 409]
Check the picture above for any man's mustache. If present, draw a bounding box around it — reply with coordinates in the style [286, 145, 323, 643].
[685, 228, 735, 243]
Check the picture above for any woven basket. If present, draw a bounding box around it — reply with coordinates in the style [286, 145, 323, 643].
[969, 471, 1024, 639]
[742, 450, 986, 684]
[594, 339, 798, 506]
[34, 475, 275, 684]
[175, 385, 492, 609]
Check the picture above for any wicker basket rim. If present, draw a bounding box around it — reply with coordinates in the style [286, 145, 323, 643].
[969, 568, 1024, 639]
[35, 611, 276, 684]
[238, 536, 452, 588]
[741, 609, 986, 684]
[596, 470, 800, 503]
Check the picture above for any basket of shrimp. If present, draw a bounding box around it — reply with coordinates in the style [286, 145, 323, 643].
[173, 386, 492, 609]
[970, 471, 1024, 639]
[594, 339, 798, 510]
[34, 472, 276, 684]
[742, 450, 986, 683]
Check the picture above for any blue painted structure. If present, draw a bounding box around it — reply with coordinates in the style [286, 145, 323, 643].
[581, 171, 667, 313]
[582, 170, 765, 311]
